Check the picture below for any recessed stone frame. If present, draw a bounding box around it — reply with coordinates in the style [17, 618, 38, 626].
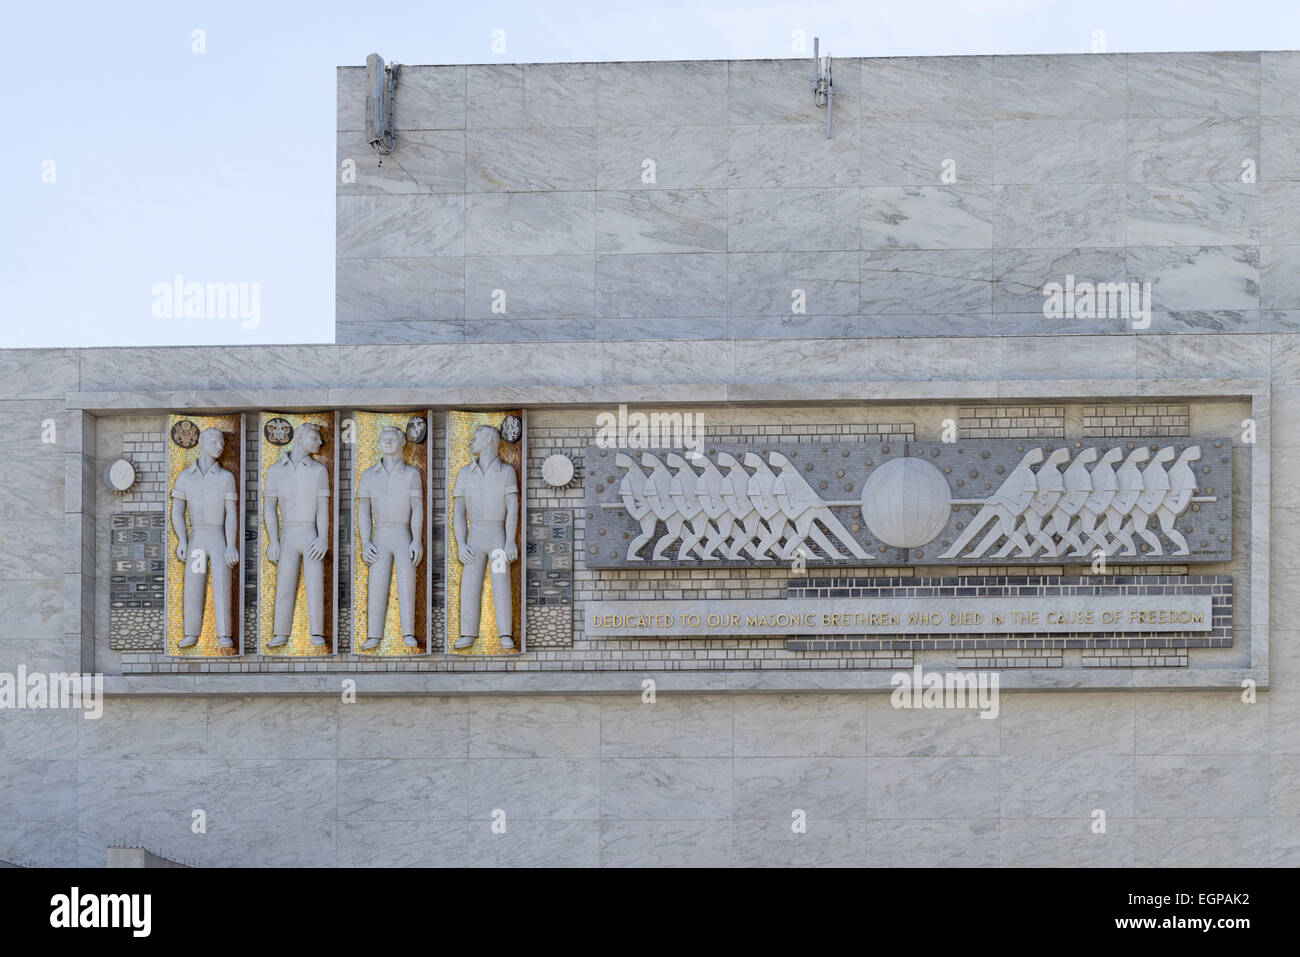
[63, 376, 1270, 694]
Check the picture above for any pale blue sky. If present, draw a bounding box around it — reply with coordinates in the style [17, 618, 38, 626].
[2, 0, 1298, 348]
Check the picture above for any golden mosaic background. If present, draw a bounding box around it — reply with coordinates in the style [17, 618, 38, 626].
[258, 411, 336, 656]
[165, 413, 243, 658]
[445, 409, 524, 656]
[351, 410, 431, 656]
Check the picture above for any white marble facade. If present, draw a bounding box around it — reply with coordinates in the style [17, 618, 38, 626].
[0, 50, 1298, 867]
[336, 51, 1300, 345]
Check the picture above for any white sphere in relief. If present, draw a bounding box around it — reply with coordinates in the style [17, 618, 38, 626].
[860, 457, 951, 549]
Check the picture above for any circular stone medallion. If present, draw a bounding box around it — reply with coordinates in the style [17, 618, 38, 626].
[170, 419, 200, 449]
[499, 414, 523, 444]
[105, 459, 136, 492]
[405, 415, 428, 444]
[541, 453, 575, 487]
[263, 417, 294, 446]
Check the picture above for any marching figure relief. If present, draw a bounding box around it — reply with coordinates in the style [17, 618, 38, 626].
[263, 422, 331, 648]
[357, 426, 424, 649]
[453, 424, 519, 650]
[592, 441, 1226, 565]
[171, 427, 240, 648]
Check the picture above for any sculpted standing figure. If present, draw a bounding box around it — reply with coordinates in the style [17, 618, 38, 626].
[453, 425, 519, 650]
[717, 452, 761, 560]
[1158, 446, 1202, 556]
[744, 452, 787, 560]
[616, 453, 656, 561]
[358, 427, 424, 649]
[769, 451, 870, 561]
[1051, 447, 1098, 558]
[1107, 447, 1152, 556]
[997, 447, 1070, 559]
[1122, 446, 1174, 556]
[666, 452, 710, 561]
[1066, 446, 1123, 557]
[693, 456, 732, 561]
[643, 453, 684, 561]
[263, 422, 330, 648]
[171, 427, 239, 648]
[941, 448, 1043, 559]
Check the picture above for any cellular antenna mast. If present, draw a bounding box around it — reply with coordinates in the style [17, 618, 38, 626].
[812, 37, 833, 139]
[366, 53, 401, 157]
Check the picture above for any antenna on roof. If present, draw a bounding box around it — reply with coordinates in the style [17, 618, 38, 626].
[811, 37, 833, 139]
[366, 53, 401, 157]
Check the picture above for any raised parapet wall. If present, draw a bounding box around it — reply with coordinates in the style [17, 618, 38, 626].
[336, 52, 1300, 345]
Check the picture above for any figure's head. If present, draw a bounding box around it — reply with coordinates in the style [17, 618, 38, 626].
[1022, 448, 1045, 466]
[716, 452, 739, 468]
[743, 452, 764, 469]
[1046, 447, 1071, 466]
[768, 451, 792, 469]
[1101, 447, 1124, 464]
[1182, 445, 1202, 463]
[1077, 447, 1099, 465]
[471, 425, 499, 458]
[1126, 446, 1151, 465]
[665, 452, 687, 469]
[615, 452, 636, 471]
[296, 422, 323, 455]
[640, 452, 663, 469]
[1153, 446, 1176, 464]
[199, 427, 224, 459]
[379, 426, 406, 456]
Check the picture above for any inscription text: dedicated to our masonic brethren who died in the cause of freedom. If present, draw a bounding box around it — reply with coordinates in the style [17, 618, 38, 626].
[586, 596, 1213, 637]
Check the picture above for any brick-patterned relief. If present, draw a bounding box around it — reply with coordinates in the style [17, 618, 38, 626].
[959, 406, 1064, 439]
[1084, 404, 1189, 438]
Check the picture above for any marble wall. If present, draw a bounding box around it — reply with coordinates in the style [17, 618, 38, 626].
[0, 691, 1296, 867]
[336, 52, 1300, 345]
[0, 340, 1294, 865]
[0, 48, 1297, 867]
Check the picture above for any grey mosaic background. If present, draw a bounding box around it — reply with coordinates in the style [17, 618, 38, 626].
[524, 508, 574, 648]
[108, 515, 163, 603]
[526, 508, 575, 607]
[107, 512, 163, 652]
